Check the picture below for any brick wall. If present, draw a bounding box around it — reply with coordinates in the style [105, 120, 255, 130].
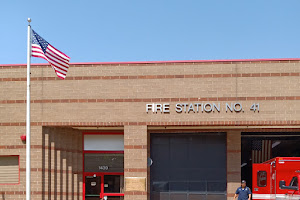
[124, 125, 148, 200]
[0, 60, 300, 199]
[41, 127, 82, 200]
[0, 61, 300, 125]
[227, 131, 242, 200]
[0, 126, 82, 200]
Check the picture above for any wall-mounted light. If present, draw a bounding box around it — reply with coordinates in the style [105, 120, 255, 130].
[20, 134, 26, 142]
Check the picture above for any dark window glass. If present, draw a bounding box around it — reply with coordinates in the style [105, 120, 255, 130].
[189, 181, 206, 192]
[104, 175, 124, 193]
[289, 177, 298, 187]
[84, 154, 124, 172]
[169, 181, 188, 191]
[85, 176, 101, 198]
[257, 171, 267, 187]
[207, 181, 227, 192]
[152, 181, 169, 192]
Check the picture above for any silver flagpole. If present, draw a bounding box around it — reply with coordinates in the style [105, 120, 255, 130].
[26, 18, 32, 200]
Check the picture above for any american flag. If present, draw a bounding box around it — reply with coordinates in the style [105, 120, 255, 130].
[31, 30, 70, 79]
[252, 140, 272, 163]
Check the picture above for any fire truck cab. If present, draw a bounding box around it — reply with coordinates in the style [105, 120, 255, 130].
[252, 157, 300, 200]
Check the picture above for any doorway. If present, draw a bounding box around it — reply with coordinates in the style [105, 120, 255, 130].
[83, 132, 125, 200]
[84, 173, 124, 200]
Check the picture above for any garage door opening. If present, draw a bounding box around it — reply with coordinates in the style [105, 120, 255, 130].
[241, 132, 300, 189]
[150, 133, 226, 200]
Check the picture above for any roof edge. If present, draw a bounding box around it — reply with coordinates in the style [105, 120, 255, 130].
[1, 58, 300, 66]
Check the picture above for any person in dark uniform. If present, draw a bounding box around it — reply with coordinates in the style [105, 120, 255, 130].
[233, 180, 252, 200]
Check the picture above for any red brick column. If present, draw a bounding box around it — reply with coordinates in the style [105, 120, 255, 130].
[227, 130, 241, 200]
[124, 125, 148, 200]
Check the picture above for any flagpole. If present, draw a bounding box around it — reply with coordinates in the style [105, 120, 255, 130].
[26, 17, 32, 200]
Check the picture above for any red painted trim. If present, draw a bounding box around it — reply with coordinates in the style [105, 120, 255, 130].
[84, 151, 124, 154]
[83, 175, 86, 200]
[0, 155, 20, 185]
[101, 175, 104, 199]
[1, 57, 300, 66]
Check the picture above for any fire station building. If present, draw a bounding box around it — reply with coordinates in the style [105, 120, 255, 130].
[0, 59, 300, 200]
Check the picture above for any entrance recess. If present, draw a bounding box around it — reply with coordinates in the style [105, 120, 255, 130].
[83, 132, 124, 200]
[150, 133, 227, 200]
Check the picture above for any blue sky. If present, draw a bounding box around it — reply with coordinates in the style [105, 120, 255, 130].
[1, 0, 300, 64]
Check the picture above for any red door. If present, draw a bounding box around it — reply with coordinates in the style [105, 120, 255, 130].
[84, 173, 124, 200]
[252, 164, 271, 200]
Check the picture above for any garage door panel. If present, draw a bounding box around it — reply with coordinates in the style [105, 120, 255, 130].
[150, 133, 227, 200]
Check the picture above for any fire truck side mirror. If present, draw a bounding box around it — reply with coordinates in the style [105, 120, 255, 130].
[279, 180, 298, 190]
[279, 180, 286, 189]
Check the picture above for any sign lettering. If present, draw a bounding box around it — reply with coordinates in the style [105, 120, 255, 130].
[146, 102, 260, 113]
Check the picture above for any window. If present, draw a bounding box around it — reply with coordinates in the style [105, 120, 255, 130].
[0, 156, 19, 184]
[257, 171, 267, 187]
[84, 134, 124, 151]
[104, 175, 124, 193]
[289, 177, 298, 187]
[84, 153, 124, 173]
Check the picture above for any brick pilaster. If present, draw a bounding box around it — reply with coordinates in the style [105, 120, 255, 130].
[124, 125, 148, 200]
[227, 130, 241, 200]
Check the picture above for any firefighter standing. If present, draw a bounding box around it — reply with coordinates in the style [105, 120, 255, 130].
[233, 180, 252, 200]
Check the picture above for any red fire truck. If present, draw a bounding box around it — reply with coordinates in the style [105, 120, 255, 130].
[252, 157, 300, 200]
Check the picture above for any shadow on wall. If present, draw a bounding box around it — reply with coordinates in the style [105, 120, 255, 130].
[42, 127, 83, 200]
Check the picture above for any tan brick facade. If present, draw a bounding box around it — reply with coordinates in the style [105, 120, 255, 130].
[227, 131, 241, 200]
[124, 125, 148, 200]
[0, 59, 300, 199]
